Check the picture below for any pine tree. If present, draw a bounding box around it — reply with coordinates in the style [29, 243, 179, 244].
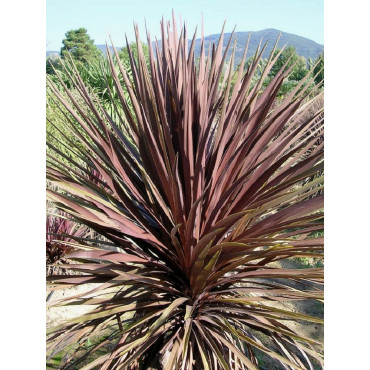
[60, 28, 101, 64]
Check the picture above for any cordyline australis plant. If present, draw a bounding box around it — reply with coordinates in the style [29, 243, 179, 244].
[46, 15, 324, 370]
[46, 212, 93, 275]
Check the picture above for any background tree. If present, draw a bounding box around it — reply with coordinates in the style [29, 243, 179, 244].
[60, 28, 101, 64]
[237, 47, 310, 98]
[312, 53, 324, 87]
[118, 41, 150, 71]
[245, 55, 268, 88]
[269, 46, 308, 80]
[268, 46, 308, 97]
[46, 55, 61, 75]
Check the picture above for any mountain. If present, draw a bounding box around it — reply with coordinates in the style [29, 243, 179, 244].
[47, 29, 323, 63]
[96, 44, 114, 55]
[196, 29, 323, 64]
[46, 50, 60, 58]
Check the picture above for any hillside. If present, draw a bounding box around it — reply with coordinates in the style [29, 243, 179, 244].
[197, 29, 323, 63]
[47, 28, 323, 62]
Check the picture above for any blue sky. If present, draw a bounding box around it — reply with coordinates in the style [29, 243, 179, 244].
[46, 0, 324, 51]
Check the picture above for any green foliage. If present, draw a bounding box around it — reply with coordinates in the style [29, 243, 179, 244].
[295, 257, 324, 269]
[46, 81, 90, 166]
[238, 46, 320, 99]
[77, 54, 124, 107]
[118, 41, 150, 70]
[46, 20, 324, 369]
[46, 41, 146, 168]
[60, 28, 101, 65]
[245, 55, 269, 88]
[46, 56, 62, 75]
[270, 46, 308, 81]
[77, 41, 149, 109]
[267, 46, 308, 97]
[312, 53, 324, 86]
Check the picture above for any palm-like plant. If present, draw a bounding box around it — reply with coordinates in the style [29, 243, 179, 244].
[46, 16, 323, 369]
[46, 212, 91, 275]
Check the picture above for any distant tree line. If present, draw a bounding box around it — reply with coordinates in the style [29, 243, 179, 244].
[47, 28, 323, 102]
